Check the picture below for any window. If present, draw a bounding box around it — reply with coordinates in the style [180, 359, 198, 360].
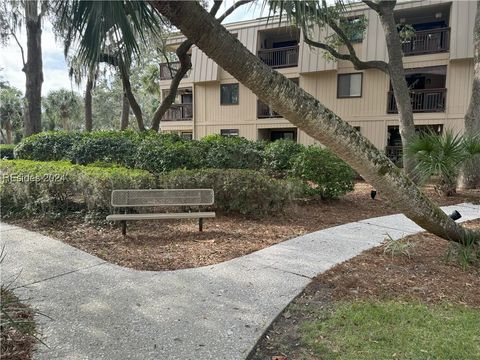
[220, 83, 239, 105]
[337, 73, 363, 98]
[220, 129, 239, 137]
[181, 132, 193, 140]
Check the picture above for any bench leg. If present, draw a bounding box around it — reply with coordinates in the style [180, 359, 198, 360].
[198, 218, 203, 232]
[122, 220, 127, 236]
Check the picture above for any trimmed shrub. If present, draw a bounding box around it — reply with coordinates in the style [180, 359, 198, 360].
[0, 160, 155, 216]
[0, 160, 77, 215]
[76, 164, 156, 211]
[0, 144, 15, 159]
[199, 135, 265, 170]
[292, 146, 356, 199]
[14, 131, 82, 161]
[159, 168, 300, 216]
[263, 139, 304, 175]
[134, 135, 200, 173]
[69, 130, 140, 166]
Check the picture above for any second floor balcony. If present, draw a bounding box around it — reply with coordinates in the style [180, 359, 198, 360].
[257, 45, 299, 69]
[162, 103, 193, 121]
[257, 100, 282, 118]
[387, 88, 447, 114]
[401, 27, 450, 56]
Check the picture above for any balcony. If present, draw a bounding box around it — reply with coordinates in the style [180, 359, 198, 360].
[257, 100, 282, 118]
[385, 145, 403, 166]
[162, 103, 193, 121]
[387, 88, 447, 114]
[160, 61, 190, 80]
[401, 28, 450, 56]
[257, 45, 299, 69]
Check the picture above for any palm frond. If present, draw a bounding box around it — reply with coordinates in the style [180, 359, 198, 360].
[52, 0, 164, 69]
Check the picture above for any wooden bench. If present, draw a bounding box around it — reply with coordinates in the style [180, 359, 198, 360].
[106, 189, 215, 235]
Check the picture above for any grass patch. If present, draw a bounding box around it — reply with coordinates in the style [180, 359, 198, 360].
[301, 300, 480, 360]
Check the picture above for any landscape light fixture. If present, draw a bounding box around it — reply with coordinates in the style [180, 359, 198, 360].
[449, 210, 462, 221]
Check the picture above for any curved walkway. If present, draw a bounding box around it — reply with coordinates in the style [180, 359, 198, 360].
[1, 203, 479, 360]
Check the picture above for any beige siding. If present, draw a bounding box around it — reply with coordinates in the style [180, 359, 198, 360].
[450, 0, 476, 59]
[363, 9, 388, 62]
[299, 25, 337, 73]
[446, 58, 473, 116]
[191, 46, 219, 82]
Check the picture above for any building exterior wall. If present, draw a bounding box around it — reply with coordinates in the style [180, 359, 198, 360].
[160, 0, 474, 153]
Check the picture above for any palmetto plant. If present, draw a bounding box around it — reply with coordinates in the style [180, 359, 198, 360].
[407, 130, 480, 196]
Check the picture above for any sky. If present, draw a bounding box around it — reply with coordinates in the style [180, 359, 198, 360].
[0, 1, 266, 96]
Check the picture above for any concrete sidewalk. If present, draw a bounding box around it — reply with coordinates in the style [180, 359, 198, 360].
[1, 203, 479, 360]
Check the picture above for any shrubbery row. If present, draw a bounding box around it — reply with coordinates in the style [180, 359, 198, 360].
[13, 131, 356, 200]
[0, 160, 299, 217]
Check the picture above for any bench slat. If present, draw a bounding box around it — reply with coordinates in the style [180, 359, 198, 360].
[111, 189, 214, 207]
[106, 212, 216, 221]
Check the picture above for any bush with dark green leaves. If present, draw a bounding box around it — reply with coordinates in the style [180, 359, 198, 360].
[0, 144, 15, 159]
[159, 168, 301, 216]
[69, 130, 140, 166]
[292, 146, 356, 199]
[14, 131, 82, 161]
[134, 134, 200, 173]
[199, 135, 265, 170]
[263, 139, 304, 175]
[0, 160, 155, 216]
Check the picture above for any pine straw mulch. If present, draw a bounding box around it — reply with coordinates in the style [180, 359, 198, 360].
[0, 288, 36, 360]
[6, 183, 480, 271]
[250, 220, 480, 360]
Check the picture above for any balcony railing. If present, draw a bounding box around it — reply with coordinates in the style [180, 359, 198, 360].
[385, 146, 403, 166]
[160, 62, 190, 80]
[401, 27, 450, 56]
[162, 103, 193, 121]
[387, 88, 447, 114]
[257, 100, 282, 118]
[257, 45, 299, 69]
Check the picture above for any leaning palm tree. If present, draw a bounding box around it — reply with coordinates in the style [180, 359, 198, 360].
[407, 130, 480, 196]
[54, 0, 478, 243]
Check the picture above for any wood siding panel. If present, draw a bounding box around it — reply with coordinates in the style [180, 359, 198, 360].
[363, 9, 387, 62]
[450, 0, 476, 59]
[191, 46, 219, 82]
[299, 25, 337, 73]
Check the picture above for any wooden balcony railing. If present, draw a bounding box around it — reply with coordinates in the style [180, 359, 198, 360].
[385, 146, 403, 166]
[401, 27, 450, 56]
[162, 103, 193, 121]
[387, 88, 447, 114]
[257, 45, 299, 69]
[160, 61, 190, 80]
[257, 100, 282, 118]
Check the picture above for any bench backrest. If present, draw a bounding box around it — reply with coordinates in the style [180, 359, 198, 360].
[111, 189, 214, 208]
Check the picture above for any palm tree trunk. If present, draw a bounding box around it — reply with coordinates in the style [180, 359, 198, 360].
[375, 1, 417, 178]
[5, 122, 13, 144]
[120, 92, 129, 130]
[23, 1, 43, 137]
[85, 74, 93, 132]
[459, 0, 480, 189]
[151, 0, 478, 243]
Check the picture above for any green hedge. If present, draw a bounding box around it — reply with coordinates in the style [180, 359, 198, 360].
[263, 139, 304, 176]
[0, 144, 15, 159]
[159, 168, 301, 216]
[292, 146, 356, 199]
[0, 160, 155, 216]
[14, 131, 82, 161]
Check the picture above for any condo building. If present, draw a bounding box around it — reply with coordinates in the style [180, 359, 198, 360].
[158, 0, 476, 163]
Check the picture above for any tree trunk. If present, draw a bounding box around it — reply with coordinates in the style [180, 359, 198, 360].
[120, 92, 130, 130]
[85, 74, 93, 132]
[151, 1, 478, 243]
[151, 40, 192, 132]
[459, 0, 480, 189]
[5, 121, 13, 144]
[23, 1, 43, 137]
[118, 57, 145, 131]
[375, 1, 417, 178]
